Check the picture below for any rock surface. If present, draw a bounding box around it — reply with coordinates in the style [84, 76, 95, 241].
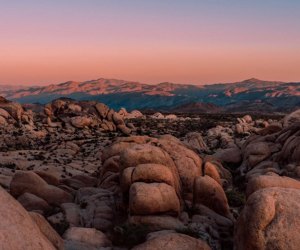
[235, 187, 300, 250]
[10, 171, 73, 206]
[0, 187, 56, 250]
[133, 232, 211, 250]
[64, 227, 111, 249]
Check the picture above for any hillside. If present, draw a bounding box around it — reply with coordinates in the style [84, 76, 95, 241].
[1, 78, 299, 113]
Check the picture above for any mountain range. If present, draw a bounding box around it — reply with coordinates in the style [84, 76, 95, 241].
[0, 78, 299, 113]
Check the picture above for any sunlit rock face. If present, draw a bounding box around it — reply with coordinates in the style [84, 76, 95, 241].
[99, 135, 233, 249]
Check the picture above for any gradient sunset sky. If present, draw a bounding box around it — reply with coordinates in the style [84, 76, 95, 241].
[1, 0, 300, 85]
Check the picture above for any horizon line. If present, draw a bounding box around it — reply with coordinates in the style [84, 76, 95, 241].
[0, 77, 299, 88]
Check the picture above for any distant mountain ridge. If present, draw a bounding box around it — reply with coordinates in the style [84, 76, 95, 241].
[0, 78, 299, 113]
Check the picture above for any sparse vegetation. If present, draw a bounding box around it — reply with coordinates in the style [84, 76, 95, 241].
[112, 223, 152, 247]
[0, 162, 17, 170]
[226, 189, 246, 207]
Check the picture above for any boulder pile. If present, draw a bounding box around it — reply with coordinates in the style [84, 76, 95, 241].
[1, 98, 300, 249]
[1, 134, 234, 249]
[99, 135, 234, 249]
[0, 96, 34, 126]
[44, 98, 134, 135]
[10, 171, 73, 214]
[0, 96, 136, 137]
[234, 111, 300, 250]
[150, 112, 178, 120]
[117, 107, 144, 119]
[235, 114, 280, 136]
[238, 120, 300, 180]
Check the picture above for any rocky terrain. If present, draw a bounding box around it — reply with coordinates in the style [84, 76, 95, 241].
[1, 78, 300, 112]
[0, 96, 300, 250]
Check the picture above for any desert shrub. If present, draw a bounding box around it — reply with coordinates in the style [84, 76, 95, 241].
[112, 223, 151, 247]
[50, 220, 69, 236]
[225, 189, 245, 207]
[0, 162, 16, 170]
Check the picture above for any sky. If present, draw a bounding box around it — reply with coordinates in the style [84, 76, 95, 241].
[0, 0, 300, 85]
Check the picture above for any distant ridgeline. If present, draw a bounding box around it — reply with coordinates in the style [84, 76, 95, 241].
[0, 78, 299, 113]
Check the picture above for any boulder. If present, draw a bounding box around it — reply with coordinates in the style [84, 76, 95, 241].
[44, 104, 53, 116]
[95, 103, 109, 118]
[0, 115, 8, 125]
[132, 164, 176, 189]
[119, 144, 179, 192]
[184, 132, 209, 153]
[133, 232, 211, 250]
[119, 143, 171, 169]
[235, 187, 300, 250]
[0, 174, 12, 189]
[0, 107, 10, 119]
[165, 114, 177, 120]
[77, 188, 116, 232]
[120, 167, 135, 192]
[203, 161, 222, 185]
[61, 174, 97, 190]
[0, 98, 24, 122]
[121, 163, 178, 195]
[235, 124, 245, 134]
[246, 175, 300, 197]
[244, 142, 271, 168]
[61, 203, 81, 227]
[47, 117, 62, 128]
[103, 120, 115, 131]
[213, 147, 242, 164]
[17, 192, 51, 213]
[70, 116, 92, 128]
[243, 115, 253, 123]
[34, 171, 60, 186]
[117, 124, 131, 135]
[129, 182, 180, 215]
[277, 135, 300, 165]
[100, 155, 120, 177]
[203, 158, 232, 185]
[126, 110, 143, 119]
[283, 109, 300, 127]
[129, 216, 185, 231]
[51, 99, 66, 111]
[0, 187, 55, 250]
[127, 122, 136, 130]
[193, 176, 231, 218]
[244, 161, 280, 180]
[63, 227, 111, 248]
[193, 204, 233, 228]
[67, 103, 82, 113]
[113, 112, 125, 125]
[106, 108, 114, 121]
[30, 212, 64, 250]
[158, 135, 203, 196]
[10, 171, 73, 206]
[257, 123, 282, 136]
[151, 112, 164, 119]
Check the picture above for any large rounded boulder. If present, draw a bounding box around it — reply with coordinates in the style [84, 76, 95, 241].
[235, 187, 300, 250]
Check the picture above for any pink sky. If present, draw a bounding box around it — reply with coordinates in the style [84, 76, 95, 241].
[1, 1, 300, 85]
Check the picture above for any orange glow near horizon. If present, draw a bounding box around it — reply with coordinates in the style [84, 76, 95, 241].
[1, 42, 300, 85]
[1, 1, 300, 85]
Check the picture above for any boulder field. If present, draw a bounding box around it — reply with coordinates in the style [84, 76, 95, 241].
[0, 97, 299, 250]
